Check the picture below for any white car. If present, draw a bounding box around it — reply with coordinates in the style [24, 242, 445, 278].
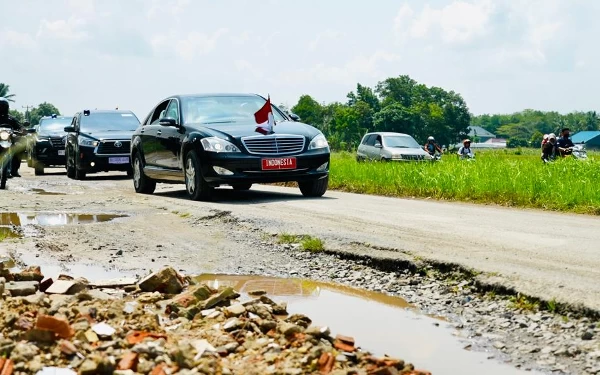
[356, 132, 433, 162]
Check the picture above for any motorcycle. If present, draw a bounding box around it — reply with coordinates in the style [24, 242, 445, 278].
[0, 126, 15, 189]
[572, 144, 588, 160]
[459, 152, 475, 161]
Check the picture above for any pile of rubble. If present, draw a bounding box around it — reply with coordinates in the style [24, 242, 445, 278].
[0, 262, 431, 375]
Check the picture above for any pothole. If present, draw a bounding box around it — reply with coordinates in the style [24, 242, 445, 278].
[0, 212, 127, 226]
[194, 274, 543, 375]
[31, 188, 67, 196]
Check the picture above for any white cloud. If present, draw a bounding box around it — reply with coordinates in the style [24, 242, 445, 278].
[175, 28, 229, 61]
[37, 17, 88, 41]
[308, 29, 344, 51]
[147, 0, 191, 19]
[68, 0, 95, 15]
[395, 1, 494, 43]
[0, 30, 36, 49]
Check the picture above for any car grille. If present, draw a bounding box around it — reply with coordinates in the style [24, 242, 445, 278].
[49, 137, 66, 148]
[401, 154, 426, 161]
[242, 135, 305, 155]
[97, 140, 130, 155]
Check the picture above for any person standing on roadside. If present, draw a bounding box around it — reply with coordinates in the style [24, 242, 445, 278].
[0, 98, 26, 177]
[556, 128, 574, 157]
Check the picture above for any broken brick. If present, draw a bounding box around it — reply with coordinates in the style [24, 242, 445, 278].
[125, 331, 168, 345]
[36, 314, 74, 339]
[0, 358, 14, 375]
[367, 367, 399, 375]
[333, 339, 356, 353]
[335, 334, 355, 346]
[318, 352, 335, 374]
[117, 351, 139, 371]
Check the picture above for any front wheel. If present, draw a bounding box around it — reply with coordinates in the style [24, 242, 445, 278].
[34, 162, 45, 176]
[185, 151, 213, 201]
[0, 164, 7, 189]
[132, 153, 156, 194]
[298, 176, 328, 197]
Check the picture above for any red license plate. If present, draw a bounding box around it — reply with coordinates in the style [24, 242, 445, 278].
[262, 157, 297, 170]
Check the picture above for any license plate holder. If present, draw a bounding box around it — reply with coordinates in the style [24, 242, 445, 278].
[261, 157, 297, 170]
[58, 150, 65, 156]
[109, 157, 129, 164]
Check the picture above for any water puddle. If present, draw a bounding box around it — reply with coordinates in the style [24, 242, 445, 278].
[13, 252, 138, 283]
[195, 274, 544, 375]
[31, 188, 67, 196]
[0, 226, 21, 239]
[0, 212, 127, 227]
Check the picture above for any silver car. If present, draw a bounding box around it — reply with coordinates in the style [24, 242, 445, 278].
[356, 132, 432, 162]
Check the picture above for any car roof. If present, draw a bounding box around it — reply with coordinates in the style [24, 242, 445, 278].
[40, 116, 71, 120]
[173, 93, 262, 100]
[79, 109, 135, 114]
[365, 132, 412, 137]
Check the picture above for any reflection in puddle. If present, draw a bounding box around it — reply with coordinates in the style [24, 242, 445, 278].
[15, 252, 136, 282]
[31, 188, 67, 196]
[0, 212, 127, 226]
[195, 274, 543, 375]
[0, 226, 21, 239]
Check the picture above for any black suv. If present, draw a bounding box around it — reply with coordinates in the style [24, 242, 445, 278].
[64, 109, 140, 179]
[27, 114, 71, 175]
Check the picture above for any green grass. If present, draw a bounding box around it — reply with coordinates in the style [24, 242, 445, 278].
[509, 293, 539, 311]
[329, 150, 600, 215]
[546, 298, 557, 313]
[277, 233, 325, 252]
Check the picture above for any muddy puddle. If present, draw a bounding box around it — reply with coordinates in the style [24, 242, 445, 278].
[31, 188, 67, 196]
[196, 274, 544, 375]
[0, 212, 127, 227]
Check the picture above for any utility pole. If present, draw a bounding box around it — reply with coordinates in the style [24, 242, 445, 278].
[22, 105, 34, 123]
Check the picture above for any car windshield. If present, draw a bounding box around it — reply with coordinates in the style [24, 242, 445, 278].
[39, 118, 71, 133]
[181, 96, 287, 125]
[80, 112, 140, 132]
[383, 135, 421, 148]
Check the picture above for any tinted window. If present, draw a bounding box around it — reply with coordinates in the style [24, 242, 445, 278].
[383, 135, 420, 148]
[149, 100, 170, 125]
[38, 118, 71, 133]
[165, 100, 180, 123]
[365, 135, 377, 146]
[181, 96, 286, 125]
[80, 112, 140, 132]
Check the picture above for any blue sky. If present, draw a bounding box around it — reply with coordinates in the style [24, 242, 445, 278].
[1, 0, 599, 120]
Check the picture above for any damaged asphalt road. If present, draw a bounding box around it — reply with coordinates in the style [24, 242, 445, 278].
[1, 168, 600, 374]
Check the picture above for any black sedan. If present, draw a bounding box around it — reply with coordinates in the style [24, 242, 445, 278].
[131, 94, 330, 201]
[27, 115, 71, 175]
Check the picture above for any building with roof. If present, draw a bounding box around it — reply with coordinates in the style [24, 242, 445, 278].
[467, 126, 496, 143]
[571, 131, 600, 149]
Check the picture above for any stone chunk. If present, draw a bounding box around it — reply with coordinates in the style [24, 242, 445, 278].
[202, 287, 236, 309]
[5, 280, 38, 296]
[138, 267, 184, 294]
[224, 303, 246, 318]
[36, 315, 74, 339]
[13, 266, 44, 282]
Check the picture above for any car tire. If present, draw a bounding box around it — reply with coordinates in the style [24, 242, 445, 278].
[184, 150, 213, 201]
[132, 153, 156, 194]
[356, 155, 364, 163]
[0, 164, 7, 189]
[232, 183, 252, 191]
[34, 162, 44, 176]
[299, 176, 328, 197]
[66, 151, 75, 179]
[27, 155, 33, 168]
[74, 161, 86, 180]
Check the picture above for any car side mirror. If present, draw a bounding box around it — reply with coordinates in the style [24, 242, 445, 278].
[64, 126, 75, 133]
[24, 121, 31, 127]
[374, 143, 383, 148]
[159, 117, 178, 127]
[26, 128, 36, 134]
[289, 113, 301, 122]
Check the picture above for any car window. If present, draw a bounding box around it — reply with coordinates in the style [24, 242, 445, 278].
[181, 95, 286, 125]
[149, 100, 171, 125]
[361, 135, 371, 145]
[38, 118, 71, 133]
[164, 100, 180, 123]
[383, 135, 421, 148]
[364, 135, 376, 146]
[80, 112, 140, 132]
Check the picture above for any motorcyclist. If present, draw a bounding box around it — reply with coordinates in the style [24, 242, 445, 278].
[556, 128, 574, 157]
[424, 136, 442, 157]
[0, 98, 26, 177]
[457, 139, 474, 159]
[541, 133, 557, 163]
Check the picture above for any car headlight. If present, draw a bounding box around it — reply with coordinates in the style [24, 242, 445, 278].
[309, 134, 329, 150]
[78, 136, 98, 147]
[36, 136, 50, 142]
[0, 131, 9, 141]
[200, 137, 240, 153]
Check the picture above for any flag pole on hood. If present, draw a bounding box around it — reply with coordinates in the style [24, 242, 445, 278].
[254, 95, 275, 135]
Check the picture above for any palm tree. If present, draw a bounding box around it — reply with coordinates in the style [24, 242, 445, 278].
[0, 83, 15, 102]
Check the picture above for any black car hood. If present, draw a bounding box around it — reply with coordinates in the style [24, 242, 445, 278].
[39, 132, 67, 137]
[186, 120, 321, 140]
[80, 130, 135, 141]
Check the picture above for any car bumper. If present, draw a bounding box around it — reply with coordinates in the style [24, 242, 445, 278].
[32, 144, 66, 166]
[200, 149, 330, 185]
[79, 147, 131, 173]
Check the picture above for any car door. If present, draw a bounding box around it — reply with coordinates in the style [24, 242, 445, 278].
[141, 100, 170, 168]
[364, 135, 376, 160]
[157, 99, 184, 170]
[66, 115, 79, 166]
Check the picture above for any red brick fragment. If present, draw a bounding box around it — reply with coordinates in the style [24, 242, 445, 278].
[367, 367, 398, 375]
[126, 331, 168, 345]
[117, 352, 139, 371]
[36, 315, 74, 339]
[333, 339, 356, 353]
[318, 352, 335, 374]
[335, 334, 355, 346]
[0, 359, 14, 375]
[406, 371, 431, 375]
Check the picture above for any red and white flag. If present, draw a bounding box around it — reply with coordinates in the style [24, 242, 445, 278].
[254, 95, 275, 135]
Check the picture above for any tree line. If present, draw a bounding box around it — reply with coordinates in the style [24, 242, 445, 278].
[1, 83, 62, 126]
[289, 75, 472, 151]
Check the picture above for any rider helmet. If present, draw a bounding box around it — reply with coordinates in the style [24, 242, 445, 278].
[0, 98, 9, 117]
[427, 136, 435, 142]
[463, 139, 471, 145]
